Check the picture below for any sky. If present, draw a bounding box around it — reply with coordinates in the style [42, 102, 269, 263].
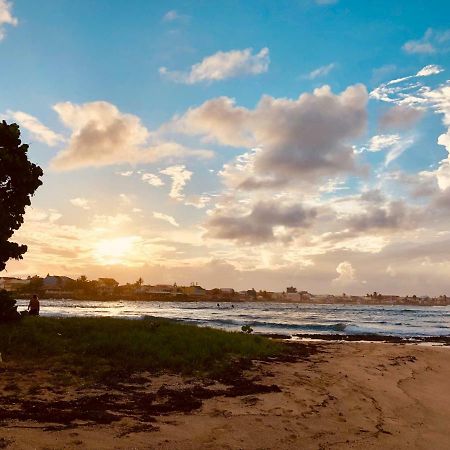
[1, 0, 450, 295]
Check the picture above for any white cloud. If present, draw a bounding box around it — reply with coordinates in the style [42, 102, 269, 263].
[184, 195, 211, 209]
[163, 10, 189, 23]
[319, 178, 349, 194]
[117, 170, 134, 176]
[370, 65, 444, 105]
[91, 213, 132, 230]
[403, 41, 435, 55]
[119, 193, 132, 204]
[141, 173, 165, 187]
[363, 134, 414, 166]
[369, 65, 444, 110]
[384, 137, 415, 166]
[307, 63, 336, 79]
[153, 211, 180, 227]
[416, 64, 444, 77]
[25, 206, 62, 223]
[366, 134, 400, 152]
[333, 261, 356, 283]
[403, 28, 450, 54]
[427, 85, 450, 190]
[160, 165, 192, 201]
[7, 110, 64, 146]
[50, 101, 212, 170]
[385, 65, 443, 87]
[159, 47, 269, 84]
[174, 84, 368, 187]
[163, 10, 181, 22]
[371, 69, 450, 184]
[70, 197, 93, 210]
[0, 0, 17, 41]
[142, 168, 209, 207]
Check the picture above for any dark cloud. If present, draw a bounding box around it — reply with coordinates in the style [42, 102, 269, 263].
[360, 189, 385, 204]
[206, 201, 317, 243]
[346, 200, 413, 232]
[379, 105, 423, 130]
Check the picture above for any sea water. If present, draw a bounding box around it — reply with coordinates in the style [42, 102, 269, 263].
[15, 300, 450, 338]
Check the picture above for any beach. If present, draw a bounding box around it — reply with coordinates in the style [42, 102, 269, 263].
[1, 340, 449, 450]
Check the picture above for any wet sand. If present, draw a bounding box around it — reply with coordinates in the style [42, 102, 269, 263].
[0, 342, 449, 449]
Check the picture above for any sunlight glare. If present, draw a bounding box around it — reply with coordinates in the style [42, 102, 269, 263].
[94, 236, 138, 265]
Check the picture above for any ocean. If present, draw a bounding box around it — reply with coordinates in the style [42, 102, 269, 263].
[15, 299, 450, 338]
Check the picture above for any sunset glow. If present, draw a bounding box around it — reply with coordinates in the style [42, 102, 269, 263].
[2, 0, 450, 295]
[93, 237, 138, 266]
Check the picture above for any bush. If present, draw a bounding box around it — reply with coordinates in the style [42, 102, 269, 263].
[0, 290, 20, 323]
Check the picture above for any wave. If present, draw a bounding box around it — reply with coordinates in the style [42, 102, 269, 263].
[189, 318, 348, 333]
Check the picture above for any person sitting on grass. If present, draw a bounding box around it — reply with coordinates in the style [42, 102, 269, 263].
[28, 295, 40, 316]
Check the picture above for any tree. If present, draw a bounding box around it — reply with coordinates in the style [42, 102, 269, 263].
[0, 289, 20, 322]
[0, 121, 43, 271]
[24, 275, 43, 293]
[74, 275, 86, 288]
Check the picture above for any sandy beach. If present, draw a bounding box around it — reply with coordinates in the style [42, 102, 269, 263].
[0, 341, 449, 450]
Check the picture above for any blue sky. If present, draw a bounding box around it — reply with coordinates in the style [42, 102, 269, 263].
[2, 0, 450, 294]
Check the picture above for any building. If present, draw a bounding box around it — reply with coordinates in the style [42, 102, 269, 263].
[0, 277, 30, 292]
[219, 288, 235, 295]
[181, 285, 207, 296]
[41, 275, 75, 296]
[285, 292, 301, 302]
[137, 284, 178, 295]
[42, 275, 74, 289]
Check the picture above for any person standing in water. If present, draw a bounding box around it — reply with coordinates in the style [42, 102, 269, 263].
[28, 295, 40, 316]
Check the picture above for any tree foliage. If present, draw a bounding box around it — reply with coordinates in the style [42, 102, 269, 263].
[0, 289, 20, 322]
[0, 121, 43, 271]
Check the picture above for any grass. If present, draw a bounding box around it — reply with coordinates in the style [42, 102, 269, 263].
[0, 316, 282, 379]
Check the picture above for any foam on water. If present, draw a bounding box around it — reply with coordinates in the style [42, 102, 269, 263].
[15, 300, 450, 338]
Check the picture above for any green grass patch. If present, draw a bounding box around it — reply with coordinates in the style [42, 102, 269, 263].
[0, 317, 282, 379]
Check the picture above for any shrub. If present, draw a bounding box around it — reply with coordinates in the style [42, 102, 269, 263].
[0, 290, 20, 323]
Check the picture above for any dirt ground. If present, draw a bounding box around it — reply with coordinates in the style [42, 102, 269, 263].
[0, 342, 449, 449]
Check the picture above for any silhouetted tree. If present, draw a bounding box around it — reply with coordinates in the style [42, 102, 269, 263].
[27, 275, 43, 292]
[0, 121, 43, 271]
[0, 289, 20, 322]
[75, 275, 89, 291]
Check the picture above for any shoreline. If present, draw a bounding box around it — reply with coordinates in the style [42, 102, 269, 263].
[15, 296, 450, 307]
[11, 310, 450, 344]
[265, 332, 450, 345]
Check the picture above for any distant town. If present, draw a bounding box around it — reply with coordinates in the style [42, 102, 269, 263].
[1, 274, 449, 307]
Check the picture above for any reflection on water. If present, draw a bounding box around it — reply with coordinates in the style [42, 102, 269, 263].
[16, 299, 450, 337]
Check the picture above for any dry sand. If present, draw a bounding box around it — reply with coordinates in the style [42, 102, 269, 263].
[0, 342, 449, 449]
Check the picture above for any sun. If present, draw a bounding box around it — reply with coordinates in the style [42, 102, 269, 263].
[94, 236, 137, 265]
